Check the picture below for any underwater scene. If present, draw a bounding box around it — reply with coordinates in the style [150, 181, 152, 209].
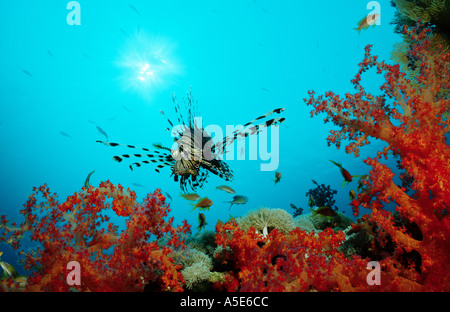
[0, 0, 449, 294]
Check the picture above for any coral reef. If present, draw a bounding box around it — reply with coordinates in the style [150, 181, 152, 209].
[293, 215, 316, 233]
[181, 262, 211, 291]
[309, 211, 353, 232]
[179, 247, 213, 291]
[0, 181, 190, 292]
[391, 1, 450, 83]
[236, 207, 296, 238]
[305, 23, 450, 290]
[291, 180, 339, 218]
[391, 0, 450, 39]
[1, 20, 449, 293]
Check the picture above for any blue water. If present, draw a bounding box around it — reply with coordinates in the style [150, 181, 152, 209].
[0, 0, 401, 272]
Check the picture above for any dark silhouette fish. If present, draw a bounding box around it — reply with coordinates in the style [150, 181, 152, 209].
[129, 4, 141, 16]
[261, 87, 270, 92]
[83, 54, 92, 60]
[59, 131, 72, 139]
[226, 195, 248, 210]
[196, 213, 207, 232]
[164, 192, 172, 202]
[119, 28, 128, 37]
[132, 182, 144, 187]
[122, 105, 133, 113]
[46, 49, 56, 60]
[22, 70, 33, 78]
[96, 126, 108, 141]
[84, 170, 95, 188]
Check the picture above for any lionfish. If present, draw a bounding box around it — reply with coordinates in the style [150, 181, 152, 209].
[97, 90, 285, 192]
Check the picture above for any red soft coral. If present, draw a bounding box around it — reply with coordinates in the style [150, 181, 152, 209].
[0, 181, 190, 292]
[305, 23, 450, 291]
[214, 221, 369, 292]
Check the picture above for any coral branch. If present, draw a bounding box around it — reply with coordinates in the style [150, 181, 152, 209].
[306, 23, 450, 290]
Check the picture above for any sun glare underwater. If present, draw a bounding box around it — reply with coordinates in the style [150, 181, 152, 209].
[117, 32, 182, 100]
[0, 0, 449, 294]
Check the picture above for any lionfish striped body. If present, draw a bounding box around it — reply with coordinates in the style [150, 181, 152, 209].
[97, 90, 285, 191]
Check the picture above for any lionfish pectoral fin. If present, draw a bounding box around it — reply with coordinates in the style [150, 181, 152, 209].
[221, 108, 286, 150]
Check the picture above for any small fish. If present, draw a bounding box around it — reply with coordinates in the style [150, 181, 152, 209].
[164, 192, 172, 202]
[290, 203, 303, 215]
[309, 206, 337, 218]
[22, 69, 33, 78]
[274, 171, 282, 184]
[216, 185, 236, 194]
[132, 182, 144, 188]
[261, 87, 270, 92]
[0, 261, 18, 278]
[180, 193, 201, 201]
[83, 54, 92, 60]
[329, 160, 358, 187]
[357, 174, 370, 191]
[226, 195, 248, 210]
[46, 49, 56, 60]
[107, 116, 117, 121]
[13, 276, 27, 288]
[59, 131, 72, 139]
[196, 213, 208, 231]
[129, 4, 141, 16]
[96, 126, 109, 141]
[216, 219, 224, 227]
[354, 13, 380, 34]
[87, 120, 97, 125]
[119, 28, 128, 37]
[122, 105, 134, 113]
[307, 195, 315, 208]
[6, 234, 23, 244]
[190, 197, 213, 212]
[349, 190, 357, 200]
[84, 170, 95, 188]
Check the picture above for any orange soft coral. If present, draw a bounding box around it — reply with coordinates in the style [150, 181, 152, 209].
[214, 221, 369, 292]
[0, 181, 190, 292]
[306, 23, 450, 291]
